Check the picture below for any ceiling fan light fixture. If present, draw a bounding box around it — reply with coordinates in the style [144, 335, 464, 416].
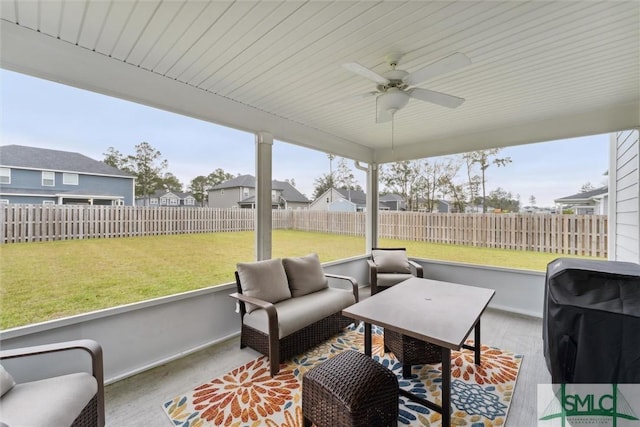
[378, 88, 410, 113]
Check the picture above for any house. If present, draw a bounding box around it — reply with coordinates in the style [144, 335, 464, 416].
[310, 188, 367, 212]
[554, 186, 608, 215]
[136, 190, 197, 207]
[379, 194, 407, 211]
[310, 189, 408, 212]
[416, 198, 451, 213]
[0, 145, 134, 205]
[207, 175, 309, 210]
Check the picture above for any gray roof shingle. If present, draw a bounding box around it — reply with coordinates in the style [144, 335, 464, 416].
[0, 145, 132, 177]
[336, 188, 366, 205]
[212, 174, 256, 189]
[554, 186, 608, 202]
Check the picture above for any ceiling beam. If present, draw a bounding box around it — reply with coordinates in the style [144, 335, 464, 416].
[0, 21, 374, 163]
[375, 102, 640, 163]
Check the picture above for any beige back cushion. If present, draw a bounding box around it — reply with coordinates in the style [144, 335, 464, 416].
[237, 258, 292, 313]
[282, 253, 328, 297]
[372, 249, 411, 273]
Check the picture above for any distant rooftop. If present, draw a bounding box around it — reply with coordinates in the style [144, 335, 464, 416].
[554, 186, 608, 203]
[212, 174, 309, 203]
[0, 145, 132, 177]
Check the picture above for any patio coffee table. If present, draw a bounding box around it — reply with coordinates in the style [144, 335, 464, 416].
[342, 277, 495, 427]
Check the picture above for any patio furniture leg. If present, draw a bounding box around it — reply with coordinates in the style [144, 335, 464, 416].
[269, 335, 280, 376]
[402, 364, 412, 378]
[364, 322, 372, 356]
[462, 319, 482, 365]
[474, 320, 481, 365]
[441, 346, 451, 426]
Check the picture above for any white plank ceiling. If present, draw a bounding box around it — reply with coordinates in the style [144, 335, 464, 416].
[1, 0, 638, 163]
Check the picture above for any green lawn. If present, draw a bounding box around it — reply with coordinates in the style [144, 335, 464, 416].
[0, 230, 596, 329]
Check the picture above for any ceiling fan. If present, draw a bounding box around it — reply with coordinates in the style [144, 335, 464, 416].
[342, 52, 471, 123]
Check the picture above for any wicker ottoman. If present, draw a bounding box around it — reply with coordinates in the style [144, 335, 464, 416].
[302, 350, 399, 427]
[384, 329, 441, 378]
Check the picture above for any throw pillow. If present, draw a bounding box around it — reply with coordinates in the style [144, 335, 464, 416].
[372, 249, 411, 273]
[0, 364, 16, 397]
[237, 258, 291, 313]
[283, 253, 328, 297]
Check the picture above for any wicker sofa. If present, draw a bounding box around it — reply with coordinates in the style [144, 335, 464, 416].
[230, 253, 359, 376]
[0, 339, 104, 427]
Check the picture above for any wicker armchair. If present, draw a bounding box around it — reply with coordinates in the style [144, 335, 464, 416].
[367, 247, 423, 295]
[0, 339, 105, 427]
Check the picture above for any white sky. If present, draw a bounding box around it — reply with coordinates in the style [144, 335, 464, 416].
[1, 69, 609, 207]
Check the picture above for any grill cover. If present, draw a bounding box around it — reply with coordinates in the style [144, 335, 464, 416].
[543, 258, 640, 383]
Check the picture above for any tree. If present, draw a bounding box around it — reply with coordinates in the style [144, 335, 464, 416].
[103, 147, 130, 172]
[462, 154, 481, 212]
[529, 195, 537, 206]
[334, 158, 362, 191]
[486, 187, 520, 212]
[128, 142, 168, 200]
[312, 173, 334, 200]
[160, 172, 183, 192]
[188, 176, 209, 206]
[580, 182, 596, 193]
[441, 179, 466, 212]
[312, 154, 338, 200]
[188, 168, 234, 206]
[380, 160, 421, 211]
[463, 149, 512, 212]
[420, 157, 461, 212]
[207, 168, 234, 188]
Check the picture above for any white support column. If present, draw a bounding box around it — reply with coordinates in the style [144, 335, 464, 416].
[255, 132, 273, 261]
[366, 162, 379, 252]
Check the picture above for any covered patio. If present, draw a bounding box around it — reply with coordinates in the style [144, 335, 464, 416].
[1, 1, 639, 426]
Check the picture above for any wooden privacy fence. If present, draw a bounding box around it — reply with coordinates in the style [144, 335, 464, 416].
[0, 205, 607, 257]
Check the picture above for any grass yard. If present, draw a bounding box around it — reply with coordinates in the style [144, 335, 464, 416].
[0, 230, 595, 329]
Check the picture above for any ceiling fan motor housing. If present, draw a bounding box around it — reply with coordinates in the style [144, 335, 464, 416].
[378, 88, 410, 112]
[378, 69, 409, 92]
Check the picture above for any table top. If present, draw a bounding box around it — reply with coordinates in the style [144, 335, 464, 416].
[342, 277, 495, 350]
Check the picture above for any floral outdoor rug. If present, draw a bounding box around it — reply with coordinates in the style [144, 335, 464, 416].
[162, 323, 522, 426]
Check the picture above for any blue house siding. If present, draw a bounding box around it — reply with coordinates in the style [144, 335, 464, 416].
[0, 195, 54, 204]
[77, 174, 134, 205]
[0, 145, 135, 205]
[1, 169, 134, 205]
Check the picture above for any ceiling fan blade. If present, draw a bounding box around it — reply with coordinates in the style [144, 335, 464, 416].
[343, 62, 389, 85]
[376, 95, 393, 123]
[409, 88, 465, 108]
[403, 52, 471, 87]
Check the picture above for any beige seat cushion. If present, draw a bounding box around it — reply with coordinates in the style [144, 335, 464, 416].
[376, 273, 414, 287]
[237, 258, 292, 313]
[372, 249, 411, 273]
[0, 372, 97, 427]
[282, 253, 328, 297]
[0, 365, 15, 397]
[242, 288, 355, 338]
